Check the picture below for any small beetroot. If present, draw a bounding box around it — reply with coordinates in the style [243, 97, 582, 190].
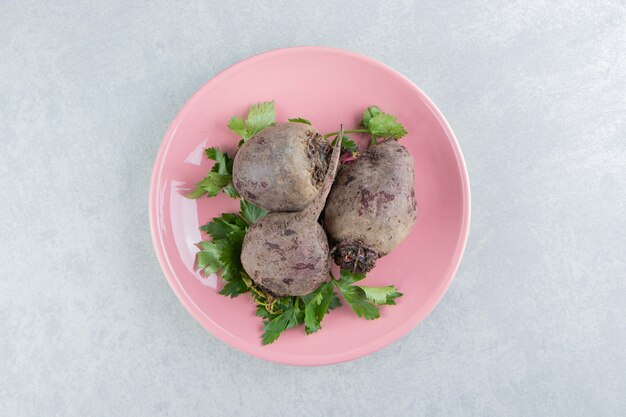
[232, 122, 331, 213]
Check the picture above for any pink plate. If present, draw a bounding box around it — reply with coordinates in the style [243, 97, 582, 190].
[149, 47, 470, 366]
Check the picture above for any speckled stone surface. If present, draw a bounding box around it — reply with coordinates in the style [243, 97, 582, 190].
[1, 1, 625, 416]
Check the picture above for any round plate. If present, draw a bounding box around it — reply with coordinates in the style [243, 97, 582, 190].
[149, 47, 470, 366]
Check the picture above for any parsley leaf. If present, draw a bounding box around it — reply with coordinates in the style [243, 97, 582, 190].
[337, 270, 366, 285]
[186, 172, 230, 198]
[256, 304, 278, 320]
[220, 274, 250, 298]
[367, 113, 408, 140]
[227, 116, 247, 139]
[257, 285, 342, 343]
[261, 298, 305, 345]
[240, 199, 267, 224]
[218, 230, 245, 280]
[358, 105, 408, 147]
[217, 229, 248, 298]
[197, 211, 250, 298]
[228, 101, 276, 143]
[331, 270, 403, 319]
[359, 286, 403, 305]
[185, 186, 208, 199]
[186, 148, 238, 199]
[334, 275, 380, 320]
[196, 240, 224, 275]
[200, 213, 247, 240]
[245, 101, 276, 137]
[302, 281, 335, 334]
[207, 147, 240, 198]
[223, 185, 240, 199]
[360, 105, 381, 129]
[288, 117, 312, 125]
[328, 292, 342, 310]
[205, 148, 230, 172]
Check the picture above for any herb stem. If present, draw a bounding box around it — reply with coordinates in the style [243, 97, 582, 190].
[324, 129, 368, 139]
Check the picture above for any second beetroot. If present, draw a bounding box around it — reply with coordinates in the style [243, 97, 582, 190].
[324, 140, 417, 274]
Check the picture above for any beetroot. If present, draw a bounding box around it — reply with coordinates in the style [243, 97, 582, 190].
[323, 140, 417, 273]
[232, 122, 331, 212]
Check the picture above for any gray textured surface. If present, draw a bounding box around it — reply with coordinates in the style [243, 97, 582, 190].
[1, 1, 625, 416]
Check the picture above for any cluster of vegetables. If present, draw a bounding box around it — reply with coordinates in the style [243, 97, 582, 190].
[186, 102, 417, 344]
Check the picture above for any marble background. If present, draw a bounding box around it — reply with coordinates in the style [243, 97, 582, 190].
[1, 1, 624, 416]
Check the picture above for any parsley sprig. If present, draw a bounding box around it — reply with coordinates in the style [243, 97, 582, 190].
[332, 270, 402, 320]
[186, 148, 239, 199]
[196, 200, 266, 298]
[228, 101, 276, 143]
[258, 289, 343, 345]
[324, 105, 407, 147]
[258, 270, 402, 344]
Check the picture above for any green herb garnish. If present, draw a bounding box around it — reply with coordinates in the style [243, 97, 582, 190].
[228, 101, 276, 142]
[186, 148, 239, 199]
[325, 105, 407, 147]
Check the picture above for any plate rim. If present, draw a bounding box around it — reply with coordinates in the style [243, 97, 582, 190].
[149, 46, 471, 366]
